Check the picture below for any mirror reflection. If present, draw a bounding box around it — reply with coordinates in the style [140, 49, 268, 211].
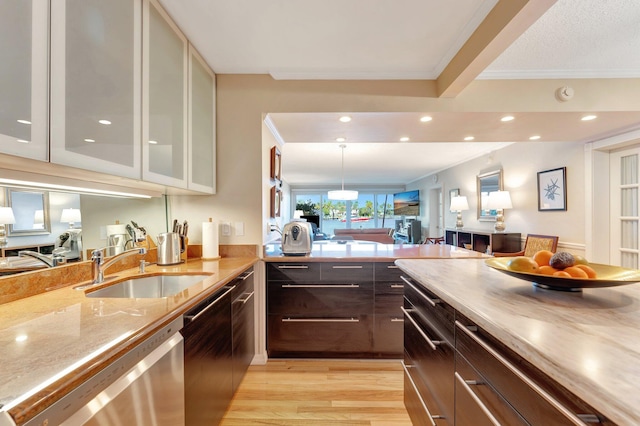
[477, 169, 503, 221]
[0, 189, 167, 274]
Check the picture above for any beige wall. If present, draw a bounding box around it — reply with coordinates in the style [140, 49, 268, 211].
[167, 75, 640, 249]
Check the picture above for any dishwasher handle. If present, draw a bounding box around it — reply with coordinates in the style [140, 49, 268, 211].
[184, 285, 235, 323]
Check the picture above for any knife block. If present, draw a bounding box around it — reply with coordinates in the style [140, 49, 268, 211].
[181, 237, 189, 262]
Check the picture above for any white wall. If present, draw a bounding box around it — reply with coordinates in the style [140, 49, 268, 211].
[409, 141, 586, 253]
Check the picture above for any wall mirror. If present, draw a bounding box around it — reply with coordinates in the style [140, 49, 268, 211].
[477, 169, 503, 221]
[7, 189, 51, 236]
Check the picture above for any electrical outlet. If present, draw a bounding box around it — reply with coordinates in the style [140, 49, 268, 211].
[221, 221, 231, 236]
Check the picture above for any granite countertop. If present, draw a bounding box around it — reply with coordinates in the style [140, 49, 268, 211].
[396, 258, 640, 425]
[0, 256, 257, 425]
[264, 242, 489, 261]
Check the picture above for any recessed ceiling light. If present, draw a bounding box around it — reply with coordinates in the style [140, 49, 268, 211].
[339, 116, 351, 123]
[420, 116, 433, 122]
[581, 115, 597, 121]
[149, 140, 158, 145]
[500, 115, 515, 122]
[17, 119, 31, 125]
[16, 139, 29, 144]
[400, 137, 410, 142]
[336, 137, 346, 142]
[529, 135, 541, 140]
[464, 136, 474, 141]
[98, 119, 111, 125]
[84, 138, 95, 143]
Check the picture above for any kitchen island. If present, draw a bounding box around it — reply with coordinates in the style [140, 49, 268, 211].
[396, 258, 640, 425]
[0, 254, 258, 425]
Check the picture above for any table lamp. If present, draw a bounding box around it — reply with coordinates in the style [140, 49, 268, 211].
[487, 191, 512, 232]
[0, 207, 16, 249]
[450, 196, 469, 229]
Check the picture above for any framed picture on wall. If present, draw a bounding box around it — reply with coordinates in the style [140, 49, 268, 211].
[270, 186, 281, 217]
[537, 167, 567, 211]
[270, 146, 281, 181]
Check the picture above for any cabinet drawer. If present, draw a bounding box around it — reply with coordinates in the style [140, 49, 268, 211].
[455, 354, 527, 426]
[267, 281, 373, 315]
[403, 307, 454, 424]
[403, 276, 454, 343]
[267, 262, 321, 281]
[456, 319, 606, 426]
[372, 314, 403, 356]
[267, 314, 372, 357]
[374, 262, 403, 281]
[375, 281, 404, 313]
[320, 262, 374, 282]
[403, 363, 449, 426]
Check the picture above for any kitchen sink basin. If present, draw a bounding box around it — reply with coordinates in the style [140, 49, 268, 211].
[85, 274, 211, 298]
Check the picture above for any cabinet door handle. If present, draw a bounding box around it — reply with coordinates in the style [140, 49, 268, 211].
[402, 363, 439, 426]
[455, 321, 592, 426]
[185, 285, 235, 322]
[282, 317, 360, 323]
[235, 291, 254, 305]
[390, 317, 404, 322]
[454, 372, 502, 426]
[277, 265, 309, 269]
[282, 284, 360, 288]
[386, 265, 399, 269]
[401, 276, 440, 306]
[390, 284, 404, 289]
[239, 270, 254, 280]
[331, 265, 363, 269]
[401, 306, 441, 350]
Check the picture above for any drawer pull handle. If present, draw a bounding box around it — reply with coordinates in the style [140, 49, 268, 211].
[282, 317, 360, 323]
[282, 284, 360, 288]
[455, 372, 501, 426]
[390, 317, 404, 322]
[239, 270, 254, 280]
[185, 286, 235, 322]
[402, 363, 440, 426]
[277, 265, 310, 269]
[331, 265, 364, 269]
[387, 265, 400, 269]
[401, 276, 440, 307]
[235, 291, 254, 305]
[401, 307, 441, 350]
[455, 321, 593, 426]
[390, 284, 404, 289]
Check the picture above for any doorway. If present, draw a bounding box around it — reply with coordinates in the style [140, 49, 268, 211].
[609, 146, 639, 268]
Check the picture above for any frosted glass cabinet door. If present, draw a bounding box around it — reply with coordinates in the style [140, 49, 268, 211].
[188, 46, 216, 194]
[50, 0, 142, 179]
[143, 0, 188, 188]
[0, 1, 48, 160]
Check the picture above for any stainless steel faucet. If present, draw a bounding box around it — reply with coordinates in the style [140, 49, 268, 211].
[91, 246, 147, 284]
[18, 250, 66, 267]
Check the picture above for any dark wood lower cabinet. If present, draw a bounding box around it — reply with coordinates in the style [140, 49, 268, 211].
[231, 269, 255, 393]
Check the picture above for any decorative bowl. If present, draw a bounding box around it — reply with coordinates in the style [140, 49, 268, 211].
[485, 257, 640, 291]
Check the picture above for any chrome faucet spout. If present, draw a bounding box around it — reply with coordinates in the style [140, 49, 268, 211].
[91, 246, 147, 284]
[19, 250, 66, 267]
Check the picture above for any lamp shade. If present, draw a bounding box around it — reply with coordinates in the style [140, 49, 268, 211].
[0, 207, 16, 224]
[487, 191, 512, 210]
[450, 195, 469, 212]
[60, 208, 82, 224]
[328, 189, 359, 201]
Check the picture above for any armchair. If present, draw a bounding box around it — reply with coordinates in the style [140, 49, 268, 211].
[493, 234, 558, 257]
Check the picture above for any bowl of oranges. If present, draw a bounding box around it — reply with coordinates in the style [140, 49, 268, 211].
[485, 250, 640, 291]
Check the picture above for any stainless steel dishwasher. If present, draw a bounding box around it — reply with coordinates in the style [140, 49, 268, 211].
[25, 317, 185, 426]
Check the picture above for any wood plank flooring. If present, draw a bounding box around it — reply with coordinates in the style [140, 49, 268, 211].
[220, 359, 412, 426]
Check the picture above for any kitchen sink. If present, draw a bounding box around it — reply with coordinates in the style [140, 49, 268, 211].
[85, 274, 211, 298]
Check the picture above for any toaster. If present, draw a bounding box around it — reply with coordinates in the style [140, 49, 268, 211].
[282, 220, 313, 256]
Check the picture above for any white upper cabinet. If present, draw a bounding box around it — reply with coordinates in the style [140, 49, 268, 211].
[50, 0, 142, 179]
[188, 46, 216, 194]
[0, 1, 48, 160]
[143, 0, 188, 188]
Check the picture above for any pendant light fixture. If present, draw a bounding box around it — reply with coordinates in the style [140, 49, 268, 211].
[328, 144, 358, 201]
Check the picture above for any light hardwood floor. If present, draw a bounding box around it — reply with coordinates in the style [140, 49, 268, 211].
[220, 359, 412, 426]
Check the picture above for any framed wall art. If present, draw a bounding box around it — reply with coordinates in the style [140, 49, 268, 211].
[537, 167, 566, 211]
[270, 146, 281, 181]
[270, 186, 281, 217]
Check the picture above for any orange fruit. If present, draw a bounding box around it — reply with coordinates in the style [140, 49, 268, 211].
[564, 266, 589, 278]
[532, 250, 554, 267]
[538, 265, 559, 275]
[553, 271, 571, 277]
[574, 264, 597, 278]
[507, 256, 539, 273]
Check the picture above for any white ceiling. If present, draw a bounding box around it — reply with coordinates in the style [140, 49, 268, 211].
[158, 0, 640, 187]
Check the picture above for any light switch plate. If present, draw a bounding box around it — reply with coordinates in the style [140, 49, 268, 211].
[221, 221, 231, 236]
[235, 222, 244, 236]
